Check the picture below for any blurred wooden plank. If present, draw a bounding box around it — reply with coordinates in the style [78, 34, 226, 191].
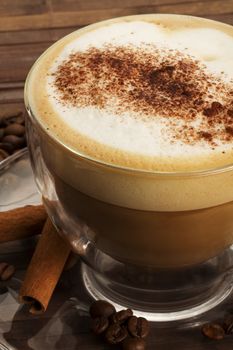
[0, 82, 24, 90]
[0, 87, 23, 104]
[39, 1, 233, 29]
[0, 13, 51, 32]
[0, 42, 50, 83]
[0, 0, 49, 16]
[206, 13, 233, 25]
[0, 27, 78, 46]
[50, 0, 210, 11]
[0, 0, 232, 32]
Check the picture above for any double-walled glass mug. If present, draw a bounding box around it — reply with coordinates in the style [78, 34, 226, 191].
[24, 14, 233, 322]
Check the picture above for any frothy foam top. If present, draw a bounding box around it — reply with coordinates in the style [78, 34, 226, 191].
[27, 15, 233, 172]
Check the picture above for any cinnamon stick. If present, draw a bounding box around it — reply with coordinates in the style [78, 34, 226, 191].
[19, 218, 70, 314]
[0, 205, 47, 243]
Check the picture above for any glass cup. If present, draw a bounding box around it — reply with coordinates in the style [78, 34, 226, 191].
[24, 15, 233, 322]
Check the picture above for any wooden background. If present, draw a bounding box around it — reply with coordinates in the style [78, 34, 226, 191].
[1, 0, 233, 349]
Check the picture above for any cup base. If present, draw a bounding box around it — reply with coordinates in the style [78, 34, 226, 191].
[82, 250, 233, 322]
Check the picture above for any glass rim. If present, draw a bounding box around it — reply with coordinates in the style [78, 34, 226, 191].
[24, 13, 233, 178]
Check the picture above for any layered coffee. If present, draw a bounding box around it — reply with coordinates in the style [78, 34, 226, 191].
[25, 15, 233, 267]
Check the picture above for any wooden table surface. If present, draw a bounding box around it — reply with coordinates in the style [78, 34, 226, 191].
[1, 1, 233, 349]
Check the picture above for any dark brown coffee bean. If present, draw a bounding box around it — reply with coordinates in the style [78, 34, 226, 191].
[223, 315, 233, 334]
[15, 114, 25, 125]
[0, 263, 15, 281]
[2, 135, 25, 148]
[1, 112, 24, 127]
[202, 323, 225, 340]
[128, 316, 150, 338]
[0, 262, 9, 275]
[122, 337, 146, 350]
[105, 323, 128, 344]
[91, 316, 109, 335]
[89, 300, 116, 319]
[0, 142, 14, 153]
[0, 115, 9, 127]
[111, 308, 133, 324]
[0, 128, 4, 140]
[0, 149, 9, 161]
[4, 123, 25, 137]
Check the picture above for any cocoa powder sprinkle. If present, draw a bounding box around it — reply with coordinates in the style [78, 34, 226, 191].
[52, 45, 233, 147]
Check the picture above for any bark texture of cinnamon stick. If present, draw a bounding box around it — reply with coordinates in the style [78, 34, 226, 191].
[19, 218, 70, 314]
[0, 205, 47, 243]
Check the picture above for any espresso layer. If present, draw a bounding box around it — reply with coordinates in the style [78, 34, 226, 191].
[26, 14, 233, 172]
[54, 174, 233, 268]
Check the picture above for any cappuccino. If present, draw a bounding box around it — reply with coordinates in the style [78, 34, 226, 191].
[28, 15, 233, 171]
[25, 15, 233, 267]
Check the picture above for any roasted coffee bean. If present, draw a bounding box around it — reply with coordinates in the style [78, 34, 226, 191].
[0, 149, 9, 161]
[1, 112, 24, 127]
[91, 316, 109, 335]
[14, 113, 25, 125]
[0, 115, 9, 127]
[111, 308, 133, 324]
[0, 263, 9, 275]
[89, 300, 116, 319]
[2, 135, 25, 148]
[4, 123, 25, 136]
[223, 315, 233, 334]
[0, 128, 4, 140]
[122, 337, 146, 350]
[1, 265, 15, 281]
[0, 263, 15, 281]
[202, 323, 225, 340]
[105, 323, 128, 344]
[128, 316, 150, 338]
[0, 142, 14, 153]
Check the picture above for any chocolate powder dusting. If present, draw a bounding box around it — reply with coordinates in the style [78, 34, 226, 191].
[203, 101, 224, 117]
[52, 44, 233, 146]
